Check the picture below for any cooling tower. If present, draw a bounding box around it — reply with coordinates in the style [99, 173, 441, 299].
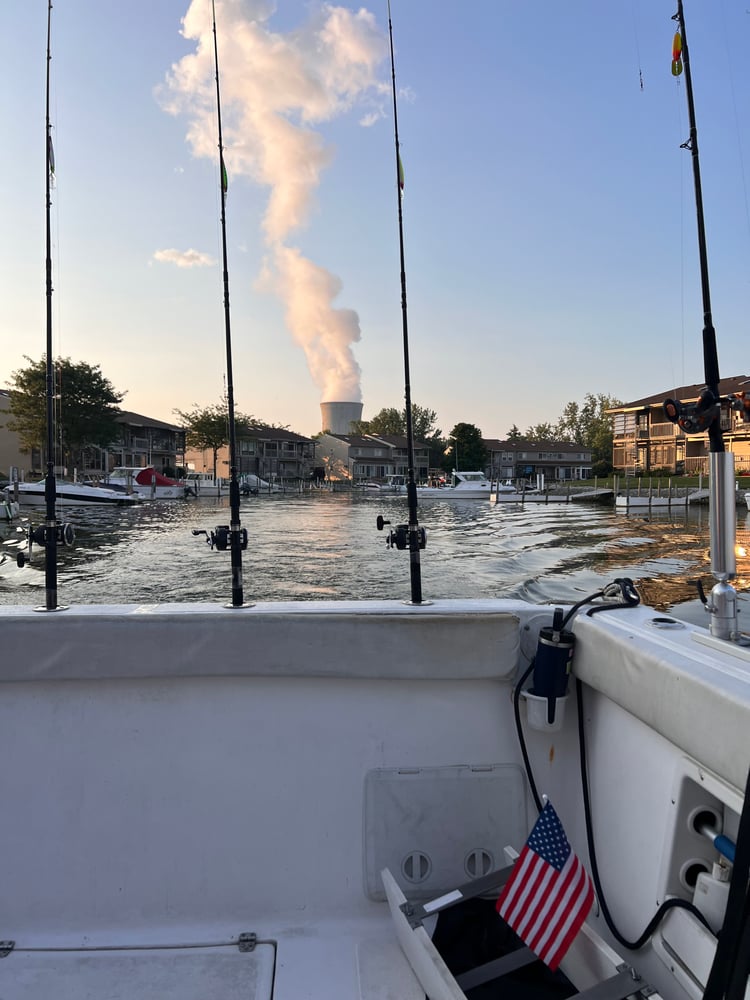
[320, 401, 363, 435]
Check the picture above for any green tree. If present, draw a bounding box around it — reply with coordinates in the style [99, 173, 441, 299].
[442, 423, 488, 473]
[524, 422, 555, 441]
[506, 424, 522, 441]
[553, 392, 620, 467]
[175, 402, 258, 479]
[353, 403, 440, 442]
[6, 355, 124, 471]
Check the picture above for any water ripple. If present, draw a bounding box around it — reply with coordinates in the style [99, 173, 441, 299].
[1, 492, 748, 616]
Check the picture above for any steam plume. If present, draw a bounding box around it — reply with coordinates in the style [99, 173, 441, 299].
[159, 0, 387, 403]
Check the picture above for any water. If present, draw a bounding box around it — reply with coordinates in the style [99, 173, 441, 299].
[1, 492, 749, 620]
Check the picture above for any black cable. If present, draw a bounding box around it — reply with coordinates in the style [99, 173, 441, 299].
[575, 678, 712, 949]
[512, 660, 543, 814]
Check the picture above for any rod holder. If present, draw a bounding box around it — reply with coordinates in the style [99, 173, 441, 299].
[707, 451, 738, 641]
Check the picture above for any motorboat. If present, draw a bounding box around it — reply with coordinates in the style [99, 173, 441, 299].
[356, 475, 407, 493]
[106, 466, 186, 500]
[184, 471, 226, 497]
[415, 470, 493, 499]
[4, 5, 748, 999]
[2, 479, 141, 507]
[240, 473, 281, 495]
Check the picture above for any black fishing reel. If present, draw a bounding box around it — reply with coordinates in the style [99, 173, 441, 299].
[663, 389, 720, 434]
[192, 525, 248, 551]
[664, 387, 750, 434]
[16, 520, 75, 568]
[376, 515, 426, 551]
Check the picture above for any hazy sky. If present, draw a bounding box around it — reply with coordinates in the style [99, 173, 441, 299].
[2, 1, 750, 440]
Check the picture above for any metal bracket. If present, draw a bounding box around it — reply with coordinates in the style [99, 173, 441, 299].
[238, 932, 257, 953]
[615, 962, 656, 998]
[0, 941, 15, 958]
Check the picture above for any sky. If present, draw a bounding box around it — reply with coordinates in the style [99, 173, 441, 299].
[2, 1, 750, 441]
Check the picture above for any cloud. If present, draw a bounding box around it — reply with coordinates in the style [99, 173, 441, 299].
[158, 0, 388, 401]
[153, 248, 216, 268]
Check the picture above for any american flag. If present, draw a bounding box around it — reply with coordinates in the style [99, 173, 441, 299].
[496, 801, 594, 971]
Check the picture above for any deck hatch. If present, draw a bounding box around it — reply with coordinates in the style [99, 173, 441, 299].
[0, 942, 275, 999]
[364, 763, 527, 901]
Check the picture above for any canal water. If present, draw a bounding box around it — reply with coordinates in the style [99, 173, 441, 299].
[1, 492, 749, 621]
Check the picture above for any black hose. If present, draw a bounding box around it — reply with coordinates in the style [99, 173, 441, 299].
[512, 659, 543, 814]
[575, 678, 711, 949]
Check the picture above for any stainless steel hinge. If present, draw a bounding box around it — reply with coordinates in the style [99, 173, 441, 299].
[0, 941, 15, 958]
[238, 932, 257, 953]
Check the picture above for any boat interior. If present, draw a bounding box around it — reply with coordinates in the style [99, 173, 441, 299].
[1, 594, 748, 999]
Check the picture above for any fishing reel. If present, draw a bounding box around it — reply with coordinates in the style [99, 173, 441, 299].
[16, 520, 75, 568]
[664, 388, 750, 434]
[192, 525, 248, 551]
[727, 390, 750, 423]
[663, 389, 720, 434]
[376, 515, 426, 551]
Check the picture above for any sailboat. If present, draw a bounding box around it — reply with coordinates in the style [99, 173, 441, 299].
[0, 4, 748, 999]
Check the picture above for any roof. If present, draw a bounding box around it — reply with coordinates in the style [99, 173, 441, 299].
[484, 438, 592, 455]
[244, 425, 312, 443]
[611, 374, 750, 411]
[116, 410, 183, 432]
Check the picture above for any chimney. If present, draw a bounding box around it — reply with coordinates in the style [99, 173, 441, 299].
[320, 401, 363, 435]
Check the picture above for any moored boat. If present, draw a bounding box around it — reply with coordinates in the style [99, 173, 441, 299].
[106, 466, 187, 500]
[415, 470, 493, 499]
[3, 479, 141, 507]
[184, 471, 226, 497]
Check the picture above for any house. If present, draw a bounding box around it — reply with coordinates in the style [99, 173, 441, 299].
[111, 411, 186, 475]
[185, 426, 316, 484]
[608, 375, 750, 475]
[0, 389, 185, 480]
[0, 390, 31, 482]
[316, 433, 430, 483]
[0, 396, 185, 480]
[483, 439, 593, 482]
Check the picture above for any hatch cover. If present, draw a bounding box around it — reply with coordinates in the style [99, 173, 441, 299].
[0, 942, 275, 999]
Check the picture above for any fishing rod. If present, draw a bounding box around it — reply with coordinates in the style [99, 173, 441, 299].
[41, 0, 63, 612]
[211, 0, 250, 608]
[664, 1, 742, 641]
[385, 0, 427, 605]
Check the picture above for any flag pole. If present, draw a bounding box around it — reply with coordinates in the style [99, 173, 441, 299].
[387, 0, 425, 605]
[211, 0, 250, 608]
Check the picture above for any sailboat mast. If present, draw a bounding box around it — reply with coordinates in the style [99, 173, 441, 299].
[387, 0, 424, 605]
[43, 0, 59, 611]
[211, 0, 246, 608]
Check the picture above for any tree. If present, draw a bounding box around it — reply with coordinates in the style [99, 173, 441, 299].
[174, 402, 258, 479]
[442, 422, 487, 473]
[352, 403, 440, 443]
[506, 424, 522, 441]
[524, 422, 555, 442]
[6, 355, 124, 471]
[553, 392, 621, 467]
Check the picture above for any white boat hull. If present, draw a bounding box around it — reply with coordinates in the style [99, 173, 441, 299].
[3, 482, 140, 507]
[0, 597, 746, 1000]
